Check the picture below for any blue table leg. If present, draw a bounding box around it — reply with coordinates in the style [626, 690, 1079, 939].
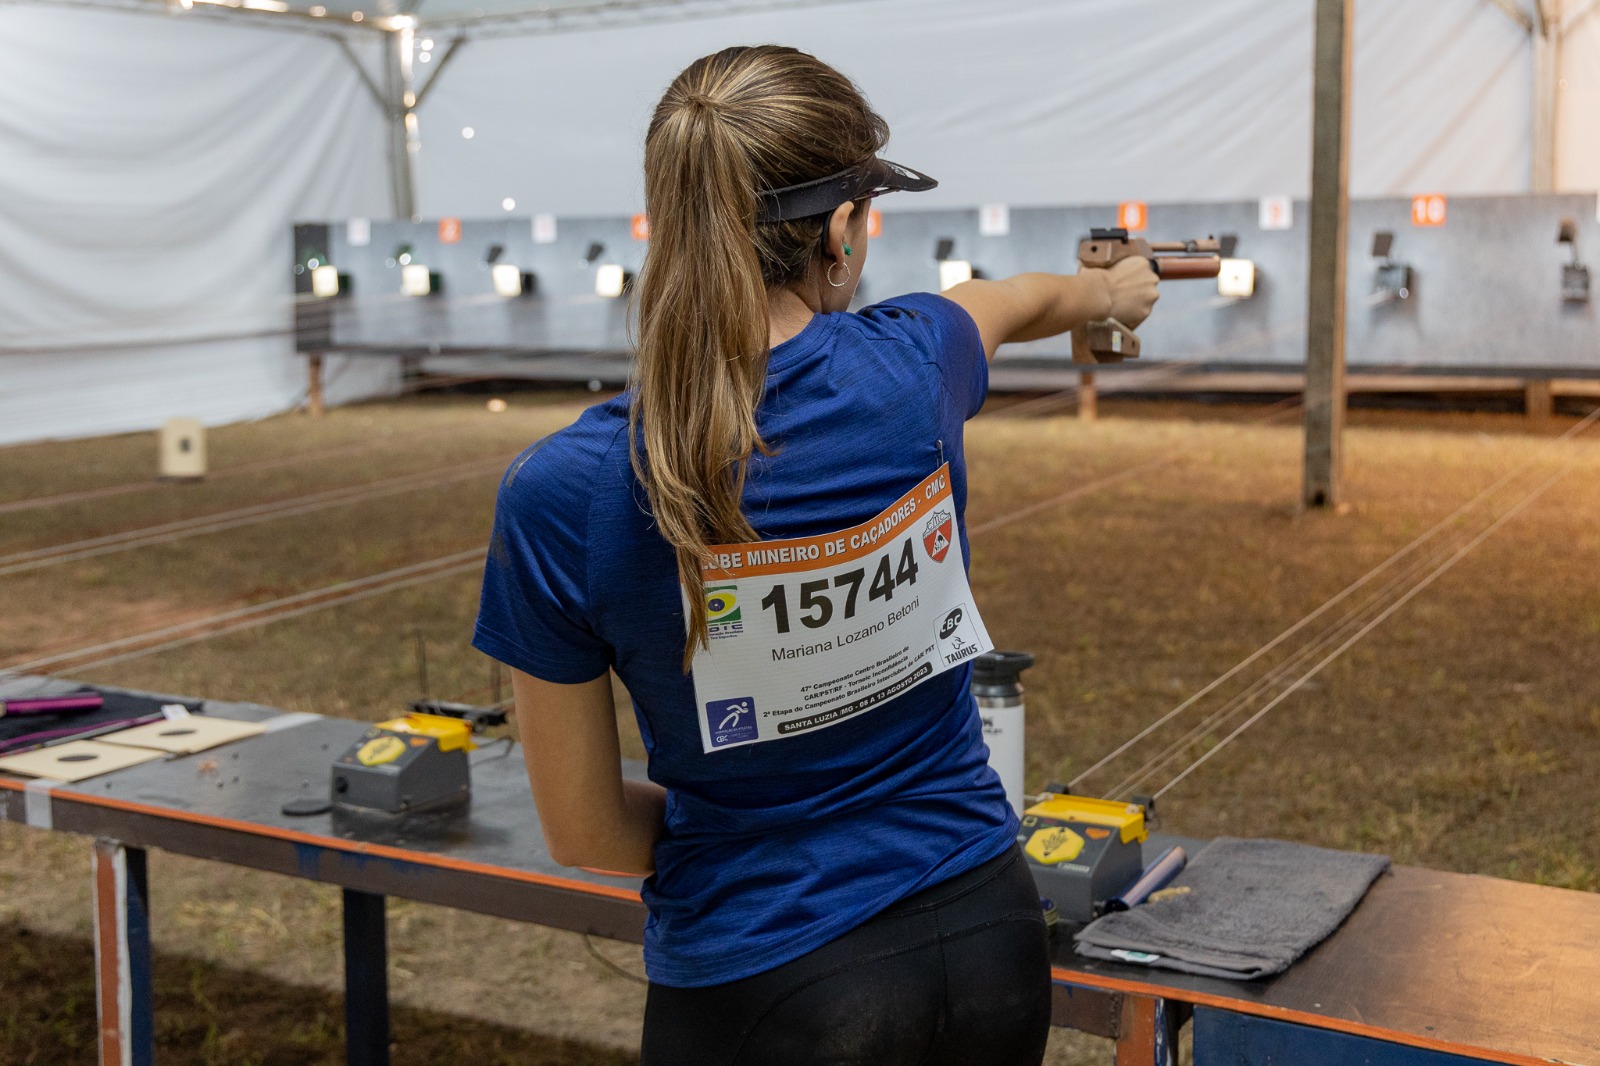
[93, 839, 153, 1066]
[342, 888, 391, 1066]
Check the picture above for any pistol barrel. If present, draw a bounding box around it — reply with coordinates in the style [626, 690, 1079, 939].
[1153, 255, 1222, 280]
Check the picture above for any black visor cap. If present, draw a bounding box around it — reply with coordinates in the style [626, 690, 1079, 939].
[756, 158, 937, 223]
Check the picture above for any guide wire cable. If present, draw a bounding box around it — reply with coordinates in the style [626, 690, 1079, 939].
[1069, 462, 1528, 792]
[0, 424, 472, 518]
[1101, 499, 1521, 801]
[969, 395, 1302, 540]
[1, 390, 1294, 689]
[0, 550, 487, 678]
[0, 456, 506, 578]
[1066, 405, 1600, 793]
[1150, 454, 1591, 801]
[1070, 404, 1600, 799]
[1134, 427, 1598, 799]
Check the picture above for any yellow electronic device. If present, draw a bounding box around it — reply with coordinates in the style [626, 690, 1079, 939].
[1019, 793, 1149, 923]
[331, 712, 480, 816]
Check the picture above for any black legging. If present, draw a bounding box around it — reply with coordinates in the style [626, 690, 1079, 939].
[640, 844, 1052, 1066]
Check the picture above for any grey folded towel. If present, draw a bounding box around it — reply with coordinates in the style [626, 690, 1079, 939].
[1073, 837, 1390, 980]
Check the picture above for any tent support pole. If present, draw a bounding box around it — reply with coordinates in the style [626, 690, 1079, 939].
[1303, 0, 1352, 510]
[381, 30, 418, 220]
[1531, 1, 1561, 192]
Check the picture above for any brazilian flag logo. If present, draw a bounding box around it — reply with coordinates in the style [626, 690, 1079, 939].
[706, 585, 741, 627]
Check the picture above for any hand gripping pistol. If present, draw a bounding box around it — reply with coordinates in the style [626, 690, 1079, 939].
[1072, 228, 1223, 364]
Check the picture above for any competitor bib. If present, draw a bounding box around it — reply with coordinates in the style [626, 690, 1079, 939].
[687, 464, 992, 753]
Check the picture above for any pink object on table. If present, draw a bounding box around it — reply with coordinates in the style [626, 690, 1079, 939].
[1, 693, 105, 717]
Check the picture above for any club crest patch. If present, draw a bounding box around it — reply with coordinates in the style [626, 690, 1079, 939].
[922, 509, 953, 563]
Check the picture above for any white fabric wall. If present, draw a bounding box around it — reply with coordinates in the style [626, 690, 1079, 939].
[413, 0, 1545, 219]
[0, 9, 394, 447]
[2, 0, 1592, 447]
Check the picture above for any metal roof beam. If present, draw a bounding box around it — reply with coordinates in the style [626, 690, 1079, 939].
[418, 0, 879, 37]
[411, 35, 466, 109]
[1562, 0, 1599, 31]
[1482, 0, 1536, 33]
[331, 33, 391, 114]
[0, 0, 384, 34]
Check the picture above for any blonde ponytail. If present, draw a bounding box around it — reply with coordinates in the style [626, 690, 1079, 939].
[630, 47, 888, 669]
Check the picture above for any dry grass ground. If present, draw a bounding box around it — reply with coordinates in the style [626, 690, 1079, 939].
[1, 389, 1597, 1064]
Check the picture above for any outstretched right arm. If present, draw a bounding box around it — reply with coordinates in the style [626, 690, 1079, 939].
[944, 256, 1159, 362]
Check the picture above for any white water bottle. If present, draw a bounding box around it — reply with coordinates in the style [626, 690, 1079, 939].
[972, 651, 1034, 817]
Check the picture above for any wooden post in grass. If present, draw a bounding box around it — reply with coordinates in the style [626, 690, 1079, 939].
[308, 353, 326, 418]
[1303, 0, 1352, 508]
[1080, 371, 1098, 422]
[1525, 379, 1553, 419]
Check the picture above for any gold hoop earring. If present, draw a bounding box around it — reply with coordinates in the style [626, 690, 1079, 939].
[827, 260, 852, 289]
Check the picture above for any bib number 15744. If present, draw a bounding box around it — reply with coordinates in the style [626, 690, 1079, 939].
[760, 541, 920, 634]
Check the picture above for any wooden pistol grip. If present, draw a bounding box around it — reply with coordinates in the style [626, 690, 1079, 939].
[1072, 318, 1140, 364]
[1077, 236, 1151, 272]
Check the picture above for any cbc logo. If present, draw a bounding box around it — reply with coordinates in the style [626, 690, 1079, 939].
[940, 607, 964, 640]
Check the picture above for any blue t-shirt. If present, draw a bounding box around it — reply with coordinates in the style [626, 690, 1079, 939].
[473, 292, 1018, 987]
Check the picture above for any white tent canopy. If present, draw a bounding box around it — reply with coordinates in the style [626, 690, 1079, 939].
[0, 0, 1596, 444]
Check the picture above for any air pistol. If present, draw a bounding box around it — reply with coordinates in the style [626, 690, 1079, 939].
[1073, 228, 1223, 364]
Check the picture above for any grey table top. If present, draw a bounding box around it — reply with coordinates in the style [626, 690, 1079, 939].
[5, 678, 1598, 1064]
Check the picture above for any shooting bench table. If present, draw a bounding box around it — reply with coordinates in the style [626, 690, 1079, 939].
[2, 686, 1598, 1066]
